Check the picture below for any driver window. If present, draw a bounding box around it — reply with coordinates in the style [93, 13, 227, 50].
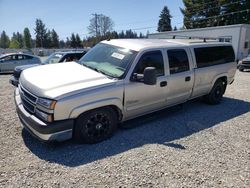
[134, 51, 164, 76]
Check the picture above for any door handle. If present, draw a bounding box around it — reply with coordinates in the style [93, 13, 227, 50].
[185, 76, 191, 82]
[160, 81, 167, 87]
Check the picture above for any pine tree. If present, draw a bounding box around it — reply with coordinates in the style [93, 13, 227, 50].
[181, 0, 250, 29]
[16, 32, 23, 48]
[75, 34, 82, 48]
[34, 19, 47, 47]
[0, 31, 10, 48]
[51, 29, 59, 48]
[70, 33, 76, 48]
[157, 6, 172, 32]
[23, 28, 32, 49]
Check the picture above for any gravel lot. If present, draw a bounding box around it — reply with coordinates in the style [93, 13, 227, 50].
[0, 71, 249, 187]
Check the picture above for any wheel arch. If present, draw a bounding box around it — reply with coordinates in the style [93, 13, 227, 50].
[69, 98, 123, 121]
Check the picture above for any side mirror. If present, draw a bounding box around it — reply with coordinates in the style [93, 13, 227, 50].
[143, 67, 157, 85]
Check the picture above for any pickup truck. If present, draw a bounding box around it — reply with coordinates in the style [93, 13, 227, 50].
[14, 39, 237, 144]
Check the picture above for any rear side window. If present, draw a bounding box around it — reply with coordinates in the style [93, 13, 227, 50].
[194, 46, 235, 68]
[167, 49, 190, 74]
[134, 51, 164, 76]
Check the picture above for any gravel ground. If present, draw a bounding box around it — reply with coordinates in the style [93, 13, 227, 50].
[0, 71, 249, 187]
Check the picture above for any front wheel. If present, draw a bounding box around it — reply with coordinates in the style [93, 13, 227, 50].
[204, 80, 225, 105]
[74, 107, 118, 144]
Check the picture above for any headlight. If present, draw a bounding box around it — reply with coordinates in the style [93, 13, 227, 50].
[35, 109, 53, 122]
[37, 98, 56, 109]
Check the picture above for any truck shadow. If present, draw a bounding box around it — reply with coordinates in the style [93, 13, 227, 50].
[22, 97, 250, 167]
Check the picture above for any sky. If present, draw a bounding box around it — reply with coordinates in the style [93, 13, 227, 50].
[0, 0, 184, 40]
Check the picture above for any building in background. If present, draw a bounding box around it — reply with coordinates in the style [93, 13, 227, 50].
[149, 24, 250, 61]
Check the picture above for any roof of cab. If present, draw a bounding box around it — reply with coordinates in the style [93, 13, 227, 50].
[101, 39, 232, 52]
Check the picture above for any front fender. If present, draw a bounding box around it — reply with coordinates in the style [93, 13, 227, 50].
[69, 97, 123, 119]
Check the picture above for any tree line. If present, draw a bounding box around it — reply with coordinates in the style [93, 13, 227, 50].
[1, 1, 250, 49]
[0, 15, 147, 49]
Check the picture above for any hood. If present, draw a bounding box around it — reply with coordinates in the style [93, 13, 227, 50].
[20, 62, 115, 99]
[15, 64, 40, 75]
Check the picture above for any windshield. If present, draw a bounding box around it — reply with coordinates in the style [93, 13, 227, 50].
[43, 53, 63, 64]
[78, 43, 137, 78]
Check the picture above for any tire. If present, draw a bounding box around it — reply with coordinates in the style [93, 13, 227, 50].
[239, 68, 244, 72]
[204, 80, 225, 105]
[74, 107, 118, 144]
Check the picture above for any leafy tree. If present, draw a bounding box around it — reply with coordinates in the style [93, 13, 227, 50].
[88, 13, 114, 37]
[75, 34, 82, 48]
[0, 31, 10, 48]
[157, 6, 172, 32]
[23, 28, 32, 49]
[9, 39, 20, 49]
[34, 19, 47, 47]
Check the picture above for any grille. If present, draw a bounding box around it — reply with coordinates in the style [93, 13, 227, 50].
[19, 86, 38, 114]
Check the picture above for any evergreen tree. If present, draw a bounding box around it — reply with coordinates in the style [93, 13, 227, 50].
[65, 37, 71, 48]
[44, 29, 52, 48]
[51, 29, 59, 48]
[157, 6, 172, 32]
[59, 40, 65, 48]
[0, 31, 10, 48]
[34, 19, 47, 47]
[16, 32, 23, 48]
[75, 34, 82, 48]
[181, 0, 250, 29]
[70, 33, 76, 48]
[23, 28, 32, 49]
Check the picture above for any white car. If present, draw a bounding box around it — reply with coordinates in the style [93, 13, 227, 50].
[0, 53, 41, 73]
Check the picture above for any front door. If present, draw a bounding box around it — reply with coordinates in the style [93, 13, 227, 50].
[124, 50, 168, 119]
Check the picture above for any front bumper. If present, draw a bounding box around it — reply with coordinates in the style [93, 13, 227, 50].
[15, 89, 74, 142]
[9, 76, 19, 87]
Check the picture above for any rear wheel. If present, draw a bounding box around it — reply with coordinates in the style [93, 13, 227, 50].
[204, 80, 225, 105]
[74, 107, 118, 144]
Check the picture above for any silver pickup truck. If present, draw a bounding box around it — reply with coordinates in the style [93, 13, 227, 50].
[14, 39, 237, 143]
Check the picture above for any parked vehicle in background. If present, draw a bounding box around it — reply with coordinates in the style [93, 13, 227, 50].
[9, 50, 88, 86]
[0, 53, 41, 73]
[14, 39, 237, 144]
[238, 54, 250, 71]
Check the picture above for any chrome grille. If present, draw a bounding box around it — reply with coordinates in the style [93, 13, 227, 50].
[19, 85, 38, 114]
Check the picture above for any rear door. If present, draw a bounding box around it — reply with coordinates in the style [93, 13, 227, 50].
[165, 48, 194, 105]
